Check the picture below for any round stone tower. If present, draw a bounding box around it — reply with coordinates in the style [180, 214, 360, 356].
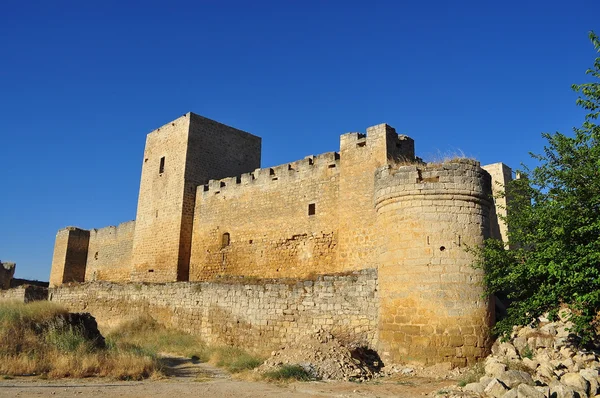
[374, 158, 494, 367]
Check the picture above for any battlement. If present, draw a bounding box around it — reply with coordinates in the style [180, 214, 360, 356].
[374, 158, 492, 211]
[201, 151, 341, 195]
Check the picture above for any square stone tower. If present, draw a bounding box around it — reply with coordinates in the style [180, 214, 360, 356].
[130, 113, 261, 282]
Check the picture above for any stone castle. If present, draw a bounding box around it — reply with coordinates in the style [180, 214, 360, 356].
[47, 112, 512, 366]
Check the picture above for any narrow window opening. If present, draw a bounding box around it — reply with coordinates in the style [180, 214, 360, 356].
[159, 157, 165, 174]
[308, 203, 316, 216]
[156, 210, 159, 218]
[94, 252, 98, 260]
[148, 269, 154, 273]
[426, 236, 430, 245]
[222, 232, 230, 248]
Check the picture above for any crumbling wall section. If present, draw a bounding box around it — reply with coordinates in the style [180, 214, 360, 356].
[49, 227, 90, 287]
[49, 269, 378, 351]
[0, 285, 48, 303]
[85, 220, 135, 282]
[0, 261, 15, 289]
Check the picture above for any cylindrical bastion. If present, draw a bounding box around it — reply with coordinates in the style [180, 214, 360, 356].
[374, 158, 494, 366]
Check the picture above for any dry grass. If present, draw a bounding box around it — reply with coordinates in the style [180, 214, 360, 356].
[0, 301, 158, 379]
[107, 315, 264, 373]
[107, 315, 208, 360]
[0, 303, 264, 380]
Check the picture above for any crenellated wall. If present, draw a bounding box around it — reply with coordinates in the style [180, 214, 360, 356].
[190, 152, 341, 280]
[374, 159, 494, 366]
[85, 220, 135, 282]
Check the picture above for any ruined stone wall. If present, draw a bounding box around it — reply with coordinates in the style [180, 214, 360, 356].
[49, 227, 89, 287]
[85, 220, 135, 282]
[374, 159, 494, 367]
[482, 162, 513, 243]
[0, 285, 48, 303]
[190, 152, 340, 280]
[130, 113, 261, 283]
[0, 261, 15, 289]
[49, 269, 378, 351]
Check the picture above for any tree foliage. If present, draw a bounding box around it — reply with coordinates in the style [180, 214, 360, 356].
[474, 31, 600, 344]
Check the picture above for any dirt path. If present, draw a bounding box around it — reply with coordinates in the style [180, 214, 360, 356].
[0, 355, 456, 398]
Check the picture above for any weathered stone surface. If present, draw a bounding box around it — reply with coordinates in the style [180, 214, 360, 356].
[580, 368, 599, 396]
[485, 360, 508, 378]
[549, 380, 577, 398]
[464, 382, 485, 394]
[561, 372, 589, 394]
[484, 379, 509, 398]
[522, 357, 539, 371]
[50, 271, 379, 352]
[517, 383, 545, 398]
[499, 370, 535, 389]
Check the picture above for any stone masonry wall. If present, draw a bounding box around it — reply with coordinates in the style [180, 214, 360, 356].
[85, 220, 135, 282]
[49, 227, 89, 287]
[130, 113, 261, 283]
[374, 159, 494, 367]
[49, 269, 378, 351]
[0, 285, 48, 303]
[482, 162, 513, 243]
[337, 124, 415, 273]
[190, 152, 340, 280]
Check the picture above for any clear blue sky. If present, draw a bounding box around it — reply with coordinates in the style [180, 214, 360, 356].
[1, 1, 598, 281]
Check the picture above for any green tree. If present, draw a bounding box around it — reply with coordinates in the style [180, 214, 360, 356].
[475, 31, 600, 344]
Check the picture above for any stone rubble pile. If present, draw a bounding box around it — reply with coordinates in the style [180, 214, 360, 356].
[440, 312, 600, 398]
[257, 330, 382, 381]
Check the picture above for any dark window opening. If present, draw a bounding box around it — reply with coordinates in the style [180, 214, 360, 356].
[148, 269, 154, 273]
[308, 203, 316, 216]
[94, 252, 98, 260]
[222, 232, 230, 248]
[439, 246, 446, 252]
[159, 157, 165, 174]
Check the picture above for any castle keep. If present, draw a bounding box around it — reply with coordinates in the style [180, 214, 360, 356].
[49, 112, 511, 366]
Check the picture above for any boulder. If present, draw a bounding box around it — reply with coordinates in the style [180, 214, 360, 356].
[549, 380, 577, 398]
[484, 379, 509, 398]
[561, 372, 590, 394]
[517, 383, 546, 398]
[499, 370, 535, 389]
[523, 358, 539, 371]
[580, 368, 599, 396]
[486, 361, 508, 378]
[464, 382, 485, 394]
